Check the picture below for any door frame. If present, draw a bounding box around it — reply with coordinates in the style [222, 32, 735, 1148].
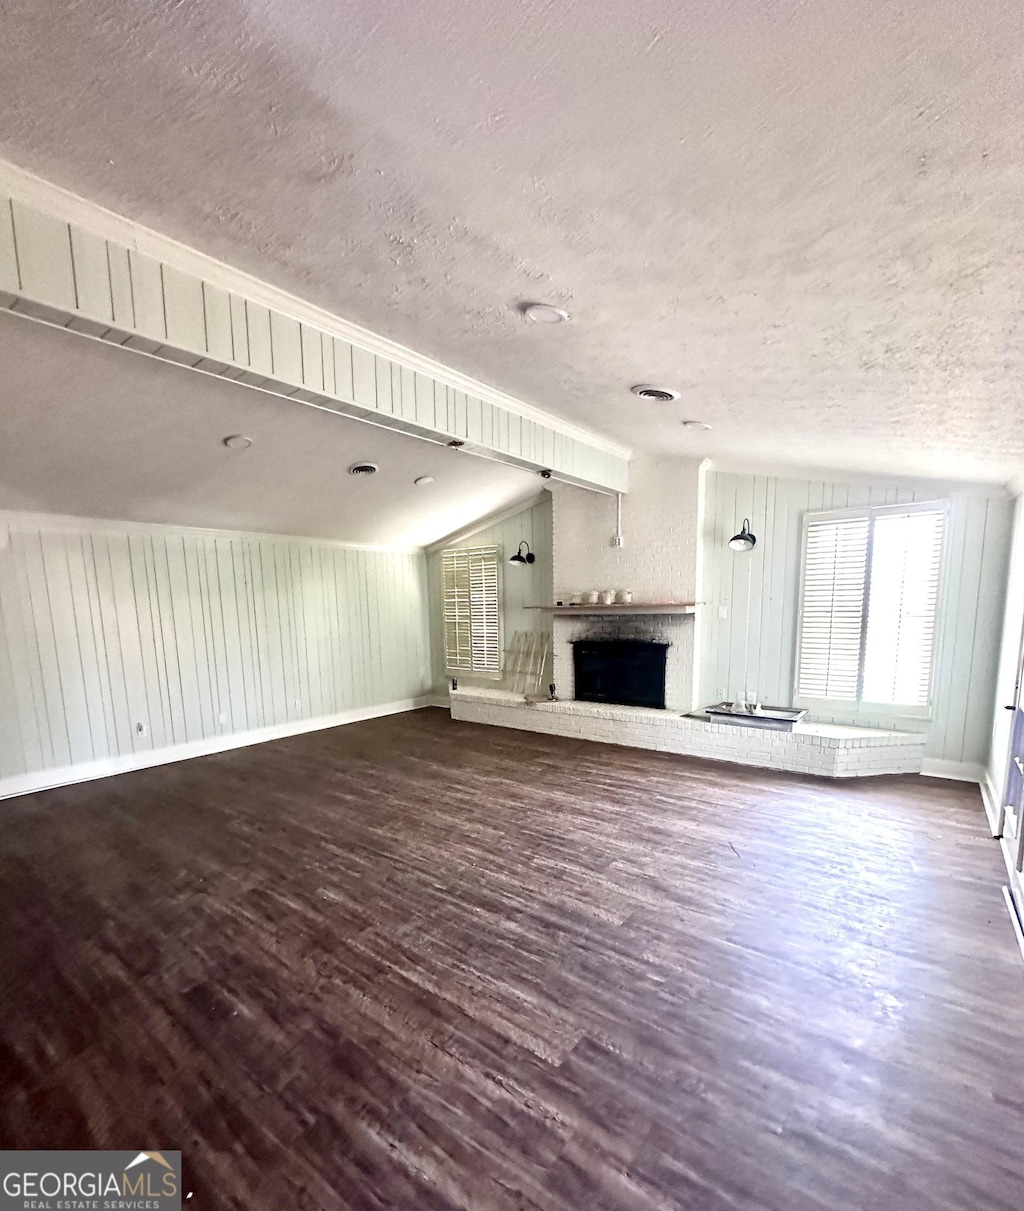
[996, 603, 1024, 866]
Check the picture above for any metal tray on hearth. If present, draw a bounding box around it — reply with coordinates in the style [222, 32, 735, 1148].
[704, 702, 808, 731]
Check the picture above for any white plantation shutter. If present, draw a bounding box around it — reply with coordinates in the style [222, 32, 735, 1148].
[796, 504, 945, 711]
[441, 548, 473, 671]
[442, 545, 501, 674]
[797, 514, 869, 700]
[861, 509, 944, 707]
[468, 548, 501, 672]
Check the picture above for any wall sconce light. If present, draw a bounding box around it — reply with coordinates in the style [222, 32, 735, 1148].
[508, 541, 536, 566]
[728, 519, 757, 552]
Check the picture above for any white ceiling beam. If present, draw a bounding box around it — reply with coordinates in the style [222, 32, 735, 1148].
[0, 158, 630, 495]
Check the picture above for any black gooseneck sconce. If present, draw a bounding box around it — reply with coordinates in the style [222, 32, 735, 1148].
[508, 541, 536, 566]
[728, 519, 757, 552]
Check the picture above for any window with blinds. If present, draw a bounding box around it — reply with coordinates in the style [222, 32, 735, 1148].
[795, 504, 945, 712]
[441, 545, 502, 675]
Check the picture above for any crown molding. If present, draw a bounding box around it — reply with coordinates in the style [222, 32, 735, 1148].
[0, 156, 631, 462]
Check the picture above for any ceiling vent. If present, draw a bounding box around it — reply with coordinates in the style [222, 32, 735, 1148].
[347, 462, 379, 476]
[631, 384, 680, 402]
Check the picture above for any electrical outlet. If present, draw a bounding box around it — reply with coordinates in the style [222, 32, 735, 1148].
[218, 712, 228, 725]
[135, 721, 148, 737]
[294, 698, 302, 710]
[718, 605, 728, 619]
[611, 534, 624, 548]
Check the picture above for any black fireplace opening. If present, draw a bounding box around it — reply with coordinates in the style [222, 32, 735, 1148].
[573, 639, 669, 710]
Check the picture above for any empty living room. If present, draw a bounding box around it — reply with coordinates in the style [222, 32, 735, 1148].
[2, 2, 1024, 1208]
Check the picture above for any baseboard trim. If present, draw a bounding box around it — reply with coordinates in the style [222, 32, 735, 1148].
[920, 759, 984, 783]
[996, 829, 1024, 894]
[0, 696, 434, 801]
[1001, 886, 1024, 966]
[980, 773, 1004, 838]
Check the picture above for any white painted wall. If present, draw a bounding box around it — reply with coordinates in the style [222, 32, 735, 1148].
[426, 495, 553, 693]
[551, 459, 704, 604]
[700, 471, 1014, 774]
[0, 513, 432, 796]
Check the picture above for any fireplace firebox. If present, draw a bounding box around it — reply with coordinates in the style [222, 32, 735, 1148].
[572, 639, 668, 710]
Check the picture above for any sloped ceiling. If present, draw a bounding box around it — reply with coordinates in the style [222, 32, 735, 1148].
[0, 313, 539, 547]
[1, 0, 1022, 485]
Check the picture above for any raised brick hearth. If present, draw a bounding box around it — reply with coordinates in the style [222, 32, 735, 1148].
[448, 687, 926, 778]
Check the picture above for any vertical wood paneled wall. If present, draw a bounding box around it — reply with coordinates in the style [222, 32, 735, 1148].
[0, 515, 431, 787]
[699, 472, 1013, 767]
[426, 496, 553, 693]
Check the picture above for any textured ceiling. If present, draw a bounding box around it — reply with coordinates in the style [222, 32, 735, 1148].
[0, 313, 538, 546]
[1, 1, 1023, 483]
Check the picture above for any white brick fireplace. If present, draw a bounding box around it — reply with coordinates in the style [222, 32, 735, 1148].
[549, 460, 705, 712]
[552, 613, 695, 711]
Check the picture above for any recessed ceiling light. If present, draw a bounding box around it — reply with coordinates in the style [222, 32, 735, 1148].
[522, 302, 571, 324]
[414, 475, 434, 486]
[631, 385, 680, 402]
[348, 462, 379, 476]
[222, 434, 253, 450]
[682, 420, 711, 431]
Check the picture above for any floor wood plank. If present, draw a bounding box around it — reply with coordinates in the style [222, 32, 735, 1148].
[1, 707, 1021, 1210]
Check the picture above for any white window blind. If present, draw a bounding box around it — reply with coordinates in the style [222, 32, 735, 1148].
[796, 504, 945, 711]
[796, 514, 869, 701]
[441, 545, 501, 674]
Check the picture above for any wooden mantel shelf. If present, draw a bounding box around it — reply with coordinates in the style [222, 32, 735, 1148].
[529, 603, 698, 616]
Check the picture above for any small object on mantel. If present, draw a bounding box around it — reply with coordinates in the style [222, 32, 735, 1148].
[529, 602, 698, 616]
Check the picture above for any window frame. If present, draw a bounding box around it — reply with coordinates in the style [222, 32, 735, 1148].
[441, 544, 503, 679]
[793, 500, 949, 720]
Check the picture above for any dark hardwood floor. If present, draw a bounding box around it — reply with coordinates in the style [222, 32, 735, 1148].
[1, 707, 1022, 1210]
